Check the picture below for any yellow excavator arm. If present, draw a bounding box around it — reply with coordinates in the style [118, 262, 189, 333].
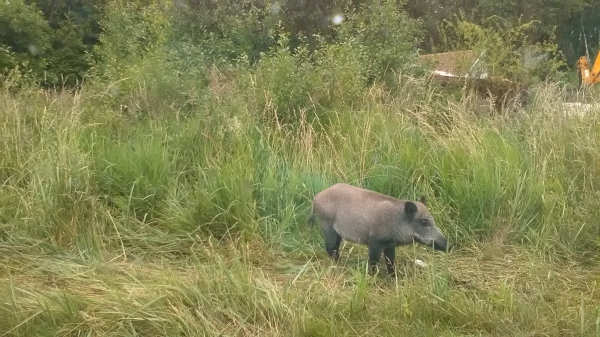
[577, 51, 600, 85]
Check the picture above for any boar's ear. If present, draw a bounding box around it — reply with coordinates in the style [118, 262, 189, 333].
[419, 196, 427, 206]
[405, 201, 418, 219]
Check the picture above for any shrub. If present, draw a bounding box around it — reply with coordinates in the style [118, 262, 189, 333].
[0, 0, 51, 85]
[438, 15, 567, 84]
[169, 0, 276, 65]
[90, 0, 171, 82]
[334, 0, 423, 87]
[0, 0, 99, 88]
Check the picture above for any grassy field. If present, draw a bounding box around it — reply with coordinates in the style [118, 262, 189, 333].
[2, 72, 600, 336]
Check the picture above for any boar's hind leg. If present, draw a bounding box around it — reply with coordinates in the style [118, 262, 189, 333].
[368, 244, 383, 275]
[324, 229, 342, 261]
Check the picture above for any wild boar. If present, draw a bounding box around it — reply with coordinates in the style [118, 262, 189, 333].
[308, 183, 452, 274]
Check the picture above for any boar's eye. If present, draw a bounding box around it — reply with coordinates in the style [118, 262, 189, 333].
[419, 219, 429, 226]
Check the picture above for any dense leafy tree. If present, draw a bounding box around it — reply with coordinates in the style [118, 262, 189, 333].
[404, 0, 479, 52]
[0, 0, 103, 87]
[558, 1, 600, 64]
[1, 0, 600, 87]
[404, 0, 598, 68]
[0, 0, 52, 80]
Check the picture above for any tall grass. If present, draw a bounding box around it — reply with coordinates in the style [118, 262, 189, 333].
[2, 64, 600, 335]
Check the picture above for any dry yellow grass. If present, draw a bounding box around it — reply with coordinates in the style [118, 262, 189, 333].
[3, 239, 599, 336]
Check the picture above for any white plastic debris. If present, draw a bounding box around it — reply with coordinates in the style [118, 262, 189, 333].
[414, 259, 428, 268]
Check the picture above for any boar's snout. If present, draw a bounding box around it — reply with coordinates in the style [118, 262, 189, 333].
[433, 237, 453, 253]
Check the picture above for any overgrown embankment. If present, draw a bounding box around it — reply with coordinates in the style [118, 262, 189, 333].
[2, 1, 600, 336]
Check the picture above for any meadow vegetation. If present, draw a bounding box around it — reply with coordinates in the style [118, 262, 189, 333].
[2, 0, 600, 336]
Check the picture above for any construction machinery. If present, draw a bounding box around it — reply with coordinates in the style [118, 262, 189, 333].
[577, 51, 600, 85]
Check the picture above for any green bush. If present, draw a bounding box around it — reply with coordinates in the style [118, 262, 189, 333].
[45, 18, 92, 87]
[439, 15, 567, 84]
[169, 1, 276, 65]
[250, 34, 325, 125]
[0, 0, 51, 84]
[90, 0, 171, 82]
[87, 0, 202, 117]
[246, 30, 369, 128]
[0, 0, 98, 88]
[334, 0, 423, 87]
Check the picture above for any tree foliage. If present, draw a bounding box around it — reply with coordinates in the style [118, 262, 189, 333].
[439, 14, 567, 83]
[0, 0, 51, 82]
[404, 0, 597, 68]
[0, 0, 599, 88]
[334, 0, 423, 85]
